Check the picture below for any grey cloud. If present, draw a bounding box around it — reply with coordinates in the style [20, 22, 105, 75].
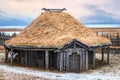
[80, 4, 120, 24]
[0, 10, 6, 14]
[85, 4, 116, 17]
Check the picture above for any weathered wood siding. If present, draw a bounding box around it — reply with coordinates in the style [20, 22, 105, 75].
[63, 48, 90, 72]
[16, 50, 45, 68]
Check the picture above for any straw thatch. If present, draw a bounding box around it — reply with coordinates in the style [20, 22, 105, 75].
[5, 12, 111, 48]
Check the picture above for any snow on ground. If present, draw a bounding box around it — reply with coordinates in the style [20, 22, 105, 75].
[0, 52, 120, 80]
[0, 64, 119, 80]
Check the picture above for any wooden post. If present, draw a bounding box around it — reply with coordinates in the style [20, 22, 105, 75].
[10, 49, 13, 65]
[86, 51, 88, 70]
[93, 51, 95, 69]
[102, 48, 104, 61]
[63, 51, 66, 71]
[45, 50, 49, 70]
[57, 52, 60, 70]
[107, 47, 110, 64]
[25, 50, 28, 66]
[66, 51, 69, 71]
[60, 52, 63, 71]
[5, 49, 8, 62]
[82, 51, 85, 70]
[80, 51, 82, 71]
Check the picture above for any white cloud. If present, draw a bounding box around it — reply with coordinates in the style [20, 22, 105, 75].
[0, 0, 120, 22]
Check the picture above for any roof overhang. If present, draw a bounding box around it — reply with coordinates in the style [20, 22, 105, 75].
[4, 39, 111, 51]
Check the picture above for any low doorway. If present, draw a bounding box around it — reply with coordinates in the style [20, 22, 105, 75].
[69, 52, 80, 72]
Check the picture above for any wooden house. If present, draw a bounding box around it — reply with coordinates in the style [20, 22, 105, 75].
[4, 9, 111, 72]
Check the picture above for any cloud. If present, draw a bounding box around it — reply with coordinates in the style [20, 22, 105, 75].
[0, 10, 6, 14]
[92, 0, 120, 20]
[0, 0, 120, 24]
[0, 0, 95, 20]
[81, 14, 120, 24]
[80, 4, 120, 24]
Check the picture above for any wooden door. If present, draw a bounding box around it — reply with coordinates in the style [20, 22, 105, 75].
[69, 52, 80, 72]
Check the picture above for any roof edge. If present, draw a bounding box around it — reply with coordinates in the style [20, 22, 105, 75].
[4, 43, 58, 49]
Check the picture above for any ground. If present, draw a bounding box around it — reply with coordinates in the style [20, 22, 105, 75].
[0, 47, 120, 80]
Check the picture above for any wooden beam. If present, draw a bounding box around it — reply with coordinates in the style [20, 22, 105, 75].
[57, 53, 60, 70]
[5, 49, 9, 62]
[25, 51, 28, 66]
[10, 49, 13, 65]
[80, 52, 83, 71]
[10, 48, 57, 51]
[60, 52, 63, 71]
[93, 51, 95, 69]
[45, 50, 49, 69]
[63, 51, 66, 71]
[86, 51, 88, 70]
[66, 51, 69, 71]
[82, 52, 85, 70]
[102, 48, 104, 61]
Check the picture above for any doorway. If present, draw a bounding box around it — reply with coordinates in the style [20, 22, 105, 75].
[69, 52, 80, 72]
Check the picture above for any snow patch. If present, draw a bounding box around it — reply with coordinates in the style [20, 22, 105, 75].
[0, 64, 119, 80]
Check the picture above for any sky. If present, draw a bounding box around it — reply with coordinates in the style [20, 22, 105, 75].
[0, 0, 120, 27]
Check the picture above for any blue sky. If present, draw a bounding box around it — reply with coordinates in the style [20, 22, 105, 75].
[0, 0, 120, 27]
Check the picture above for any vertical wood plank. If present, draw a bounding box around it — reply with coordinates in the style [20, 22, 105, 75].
[57, 52, 60, 69]
[102, 48, 104, 61]
[10, 49, 13, 65]
[82, 51, 85, 71]
[66, 51, 69, 71]
[93, 51, 95, 69]
[45, 50, 49, 69]
[84, 51, 86, 71]
[80, 52, 83, 71]
[63, 51, 66, 71]
[86, 51, 88, 70]
[60, 52, 63, 71]
[19, 50, 21, 65]
[5, 49, 8, 62]
[25, 50, 27, 66]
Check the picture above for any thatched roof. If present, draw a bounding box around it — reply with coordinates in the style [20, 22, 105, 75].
[5, 12, 111, 48]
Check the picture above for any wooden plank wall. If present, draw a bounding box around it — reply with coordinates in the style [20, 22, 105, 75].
[17, 50, 45, 68]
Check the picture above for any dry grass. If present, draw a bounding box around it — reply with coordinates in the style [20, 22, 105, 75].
[6, 12, 110, 47]
[96, 53, 120, 74]
[104, 32, 120, 37]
